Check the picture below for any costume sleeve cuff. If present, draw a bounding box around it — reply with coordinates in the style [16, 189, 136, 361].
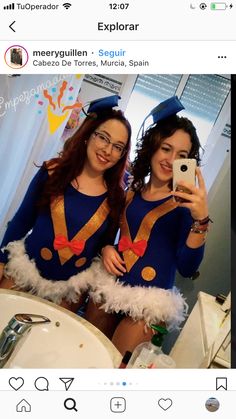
[177, 243, 205, 278]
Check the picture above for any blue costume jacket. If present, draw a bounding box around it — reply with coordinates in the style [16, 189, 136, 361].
[118, 192, 204, 289]
[0, 167, 111, 281]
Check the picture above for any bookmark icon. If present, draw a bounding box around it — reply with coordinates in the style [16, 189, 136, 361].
[59, 377, 74, 391]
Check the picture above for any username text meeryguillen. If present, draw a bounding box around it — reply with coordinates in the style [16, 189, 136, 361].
[33, 49, 88, 59]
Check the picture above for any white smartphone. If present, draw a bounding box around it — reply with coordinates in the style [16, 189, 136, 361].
[172, 158, 196, 203]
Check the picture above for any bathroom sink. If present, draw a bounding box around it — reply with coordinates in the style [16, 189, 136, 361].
[0, 289, 121, 368]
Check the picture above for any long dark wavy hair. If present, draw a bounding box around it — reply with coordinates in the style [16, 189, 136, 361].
[131, 114, 202, 192]
[39, 109, 131, 239]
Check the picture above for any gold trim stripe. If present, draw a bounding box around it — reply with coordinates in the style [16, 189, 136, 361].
[50, 196, 110, 265]
[120, 196, 177, 272]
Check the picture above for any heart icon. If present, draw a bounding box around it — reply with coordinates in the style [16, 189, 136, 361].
[9, 377, 24, 391]
[158, 398, 173, 411]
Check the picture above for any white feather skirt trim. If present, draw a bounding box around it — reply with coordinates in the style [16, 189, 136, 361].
[3, 240, 94, 304]
[88, 258, 188, 330]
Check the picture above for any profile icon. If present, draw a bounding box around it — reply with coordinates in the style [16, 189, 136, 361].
[11, 48, 22, 65]
[4, 44, 28, 69]
[205, 397, 220, 412]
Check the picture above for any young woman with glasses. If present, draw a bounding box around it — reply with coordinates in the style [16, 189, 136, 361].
[0, 102, 131, 312]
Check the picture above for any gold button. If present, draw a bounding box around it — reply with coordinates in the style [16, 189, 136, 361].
[75, 257, 87, 268]
[40, 248, 52, 260]
[141, 266, 156, 281]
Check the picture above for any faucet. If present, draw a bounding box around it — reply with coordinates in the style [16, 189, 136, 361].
[0, 314, 50, 368]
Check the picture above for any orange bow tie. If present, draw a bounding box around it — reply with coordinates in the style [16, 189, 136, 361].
[53, 235, 85, 256]
[118, 236, 147, 257]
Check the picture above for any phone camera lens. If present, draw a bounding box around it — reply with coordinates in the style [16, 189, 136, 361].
[180, 164, 188, 172]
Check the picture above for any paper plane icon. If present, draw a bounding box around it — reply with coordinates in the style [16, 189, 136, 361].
[59, 377, 74, 391]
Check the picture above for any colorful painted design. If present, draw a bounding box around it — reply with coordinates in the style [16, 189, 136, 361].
[35, 80, 82, 135]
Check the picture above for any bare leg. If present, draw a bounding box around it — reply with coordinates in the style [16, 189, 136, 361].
[112, 317, 153, 356]
[60, 294, 87, 313]
[84, 299, 121, 339]
[0, 275, 16, 289]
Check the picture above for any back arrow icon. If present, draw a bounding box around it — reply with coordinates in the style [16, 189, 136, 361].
[9, 21, 16, 32]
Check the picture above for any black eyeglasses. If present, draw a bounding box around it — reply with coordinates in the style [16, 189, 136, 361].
[93, 131, 127, 158]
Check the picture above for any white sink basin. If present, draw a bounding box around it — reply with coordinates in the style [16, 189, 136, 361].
[0, 289, 121, 368]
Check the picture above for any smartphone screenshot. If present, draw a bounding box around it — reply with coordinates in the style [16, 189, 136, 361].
[0, 1, 234, 418]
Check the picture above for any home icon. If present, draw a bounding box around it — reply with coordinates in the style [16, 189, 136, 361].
[16, 399, 31, 412]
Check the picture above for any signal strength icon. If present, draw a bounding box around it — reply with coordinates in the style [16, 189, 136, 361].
[63, 3, 72, 9]
[3, 2, 15, 9]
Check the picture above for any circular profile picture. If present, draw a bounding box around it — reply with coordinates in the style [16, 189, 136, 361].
[205, 397, 220, 412]
[4, 45, 29, 69]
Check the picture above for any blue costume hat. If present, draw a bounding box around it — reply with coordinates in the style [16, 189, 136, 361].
[138, 96, 185, 138]
[83, 94, 121, 115]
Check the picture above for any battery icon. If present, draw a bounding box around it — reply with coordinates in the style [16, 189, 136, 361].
[210, 2, 227, 9]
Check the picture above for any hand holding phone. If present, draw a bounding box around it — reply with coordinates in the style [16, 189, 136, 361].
[172, 159, 196, 203]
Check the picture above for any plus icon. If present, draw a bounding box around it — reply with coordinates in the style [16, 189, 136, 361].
[110, 397, 126, 413]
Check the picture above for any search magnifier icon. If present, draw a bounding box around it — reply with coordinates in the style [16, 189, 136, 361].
[64, 398, 78, 412]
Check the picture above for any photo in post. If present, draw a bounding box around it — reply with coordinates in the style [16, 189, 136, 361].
[0, 74, 231, 369]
